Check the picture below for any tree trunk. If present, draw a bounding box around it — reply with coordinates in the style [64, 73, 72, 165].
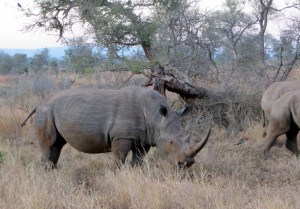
[147, 64, 207, 99]
[258, 31, 266, 76]
[258, 0, 273, 77]
[142, 44, 155, 63]
[141, 43, 206, 99]
[163, 75, 206, 99]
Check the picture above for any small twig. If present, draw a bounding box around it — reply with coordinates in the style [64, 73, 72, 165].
[198, 101, 242, 108]
[142, 80, 153, 87]
[117, 73, 135, 89]
[17, 107, 29, 114]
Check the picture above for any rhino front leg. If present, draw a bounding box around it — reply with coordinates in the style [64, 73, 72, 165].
[131, 144, 151, 167]
[111, 139, 133, 168]
[262, 120, 269, 137]
[285, 123, 300, 155]
[262, 134, 278, 158]
[263, 120, 289, 157]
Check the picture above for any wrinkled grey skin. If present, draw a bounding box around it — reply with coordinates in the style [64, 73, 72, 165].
[261, 80, 300, 137]
[22, 86, 210, 169]
[263, 91, 300, 157]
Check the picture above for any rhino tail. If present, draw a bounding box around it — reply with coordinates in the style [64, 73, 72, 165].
[20, 107, 37, 127]
[262, 110, 266, 128]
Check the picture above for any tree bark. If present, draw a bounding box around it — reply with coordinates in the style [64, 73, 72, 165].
[163, 75, 206, 99]
[258, 0, 273, 77]
[142, 44, 155, 63]
[147, 65, 207, 99]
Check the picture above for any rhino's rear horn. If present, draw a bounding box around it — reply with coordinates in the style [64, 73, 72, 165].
[188, 127, 211, 156]
[176, 106, 192, 117]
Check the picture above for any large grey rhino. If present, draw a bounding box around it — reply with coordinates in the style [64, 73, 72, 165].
[21, 86, 210, 169]
[261, 80, 300, 137]
[263, 91, 300, 156]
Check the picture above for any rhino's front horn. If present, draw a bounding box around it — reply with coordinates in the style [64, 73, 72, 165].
[188, 127, 211, 156]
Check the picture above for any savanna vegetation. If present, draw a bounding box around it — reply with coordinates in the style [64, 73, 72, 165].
[1, 0, 300, 208]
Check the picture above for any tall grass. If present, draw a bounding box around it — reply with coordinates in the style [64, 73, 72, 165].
[0, 72, 299, 209]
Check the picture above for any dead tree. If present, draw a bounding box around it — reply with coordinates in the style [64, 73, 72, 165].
[143, 64, 207, 99]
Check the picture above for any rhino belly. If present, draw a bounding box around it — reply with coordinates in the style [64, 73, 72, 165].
[59, 129, 111, 153]
[57, 121, 147, 154]
[54, 114, 112, 153]
[67, 137, 111, 153]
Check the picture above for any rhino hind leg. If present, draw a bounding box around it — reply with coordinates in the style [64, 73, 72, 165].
[131, 144, 151, 167]
[36, 110, 67, 169]
[40, 132, 66, 169]
[285, 121, 300, 155]
[111, 139, 133, 168]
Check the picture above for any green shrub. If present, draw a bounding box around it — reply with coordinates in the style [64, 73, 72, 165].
[0, 151, 6, 164]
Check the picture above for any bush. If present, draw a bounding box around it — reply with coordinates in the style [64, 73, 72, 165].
[0, 151, 5, 164]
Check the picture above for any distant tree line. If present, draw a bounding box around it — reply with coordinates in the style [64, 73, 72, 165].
[0, 48, 57, 75]
[0, 36, 150, 75]
[0, 26, 298, 80]
[0, 38, 103, 75]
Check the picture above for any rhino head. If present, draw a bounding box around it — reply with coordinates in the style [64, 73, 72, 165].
[156, 105, 210, 169]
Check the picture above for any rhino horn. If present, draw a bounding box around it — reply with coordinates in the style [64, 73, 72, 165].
[187, 127, 211, 156]
[176, 106, 192, 117]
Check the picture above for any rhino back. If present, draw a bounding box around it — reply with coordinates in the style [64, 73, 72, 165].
[38, 87, 166, 152]
[270, 91, 300, 125]
[262, 80, 300, 116]
[265, 80, 300, 102]
[284, 92, 300, 128]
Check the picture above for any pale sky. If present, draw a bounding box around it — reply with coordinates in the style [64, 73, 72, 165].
[0, 0, 291, 49]
[0, 0, 67, 49]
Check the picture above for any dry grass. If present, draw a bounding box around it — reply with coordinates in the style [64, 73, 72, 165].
[0, 72, 300, 209]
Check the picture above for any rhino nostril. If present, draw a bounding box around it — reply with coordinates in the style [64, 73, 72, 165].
[177, 162, 184, 169]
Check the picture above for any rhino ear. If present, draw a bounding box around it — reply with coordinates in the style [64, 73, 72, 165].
[176, 106, 192, 117]
[159, 105, 168, 117]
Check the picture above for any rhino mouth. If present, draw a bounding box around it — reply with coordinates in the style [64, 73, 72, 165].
[177, 159, 195, 169]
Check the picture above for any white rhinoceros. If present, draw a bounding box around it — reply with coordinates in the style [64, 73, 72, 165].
[21, 86, 210, 169]
[261, 79, 300, 136]
[263, 91, 300, 156]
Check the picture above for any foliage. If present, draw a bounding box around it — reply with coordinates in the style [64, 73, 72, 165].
[12, 54, 29, 74]
[126, 59, 148, 74]
[10, 0, 300, 82]
[30, 48, 50, 72]
[48, 59, 59, 74]
[0, 49, 64, 75]
[23, 0, 193, 63]
[0, 51, 13, 74]
[63, 38, 100, 73]
[0, 151, 5, 164]
[211, 0, 257, 62]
